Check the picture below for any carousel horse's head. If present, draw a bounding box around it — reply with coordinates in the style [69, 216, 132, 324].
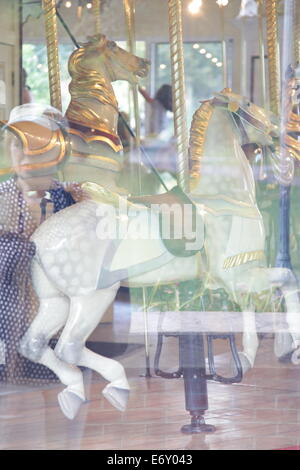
[282, 64, 300, 161]
[0, 103, 70, 190]
[213, 88, 279, 148]
[71, 34, 149, 85]
[189, 88, 280, 189]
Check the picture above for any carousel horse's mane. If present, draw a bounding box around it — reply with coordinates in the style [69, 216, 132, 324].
[189, 100, 214, 185]
[66, 35, 118, 129]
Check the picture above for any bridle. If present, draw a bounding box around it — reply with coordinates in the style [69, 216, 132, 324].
[213, 98, 273, 146]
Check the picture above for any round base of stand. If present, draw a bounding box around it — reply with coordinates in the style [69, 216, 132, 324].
[139, 370, 153, 378]
[181, 415, 216, 434]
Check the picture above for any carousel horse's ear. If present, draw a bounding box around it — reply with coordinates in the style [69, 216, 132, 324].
[213, 88, 234, 101]
[88, 34, 107, 49]
[213, 89, 240, 113]
[79, 34, 107, 50]
[213, 91, 230, 102]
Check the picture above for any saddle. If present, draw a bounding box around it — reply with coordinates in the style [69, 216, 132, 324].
[157, 186, 204, 258]
[82, 182, 204, 258]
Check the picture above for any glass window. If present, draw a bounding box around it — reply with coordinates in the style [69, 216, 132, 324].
[22, 42, 75, 112]
[155, 41, 225, 127]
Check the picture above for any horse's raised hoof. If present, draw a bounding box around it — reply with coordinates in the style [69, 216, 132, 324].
[58, 389, 85, 420]
[102, 385, 129, 412]
[230, 352, 252, 376]
[274, 332, 294, 359]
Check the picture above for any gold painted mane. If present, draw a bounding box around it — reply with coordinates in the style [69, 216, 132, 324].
[65, 46, 118, 130]
[189, 100, 214, 187]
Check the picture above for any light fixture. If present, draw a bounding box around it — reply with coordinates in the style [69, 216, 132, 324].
[216, 61, 223, 67]
[199, 48, 206, 54]
[205, 52, 212, 59]
[65, 0, 72, 7]
[216, 0, 229, 6]
[193, 43, 200, 49]
[188, 0, 202, 15]
[86, 1, 92, 8]
[212, 57, 218, 63]
[159, 64, 167, 70]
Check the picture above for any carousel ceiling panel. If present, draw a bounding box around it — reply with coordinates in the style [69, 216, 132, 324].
[22, 0, 244, 44]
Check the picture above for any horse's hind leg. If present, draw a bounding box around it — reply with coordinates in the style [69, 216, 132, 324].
[19, 259, 85, 419]
[55, 285, 130, 411]
[239, 310, 259, 373]
[229, 307, 258, 375]
[269, 268, 300, 361]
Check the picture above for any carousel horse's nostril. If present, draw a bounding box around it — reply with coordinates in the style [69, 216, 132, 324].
[140, 58, 150, 69]
[19, 335, 48, 362]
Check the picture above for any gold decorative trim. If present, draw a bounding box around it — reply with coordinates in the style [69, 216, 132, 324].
[68, 125, 122, 153]
[71, 151, 121, 170]
[223, 250, 265, 269]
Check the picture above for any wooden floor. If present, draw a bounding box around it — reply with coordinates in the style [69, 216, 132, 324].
[1, 294, 300, 450]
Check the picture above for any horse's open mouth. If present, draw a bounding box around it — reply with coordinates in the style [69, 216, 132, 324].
[135, 60, 150, 78]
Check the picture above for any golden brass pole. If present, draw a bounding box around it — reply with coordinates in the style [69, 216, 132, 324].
[257, 0, 267, 108]
[265, 0, 280, 115]
[219, 4, 228, 88]
[42, 0, 62, 111]
[93, 0, 101, 34]
[123, 0, 151, 376]
[294, 0, 300, 64]
[123, 0, 140, 145]
[168, 0, 189, 192]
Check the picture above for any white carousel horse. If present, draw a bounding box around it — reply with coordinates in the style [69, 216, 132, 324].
[18, 89, 300, 420]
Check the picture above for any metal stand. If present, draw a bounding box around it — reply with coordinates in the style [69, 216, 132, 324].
[154, 329, 243, 434]
[276, 184, 292, 269]
[179, 333, 216, 434]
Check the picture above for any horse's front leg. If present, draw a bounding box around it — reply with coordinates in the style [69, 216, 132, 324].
[54, 283, 130, 412]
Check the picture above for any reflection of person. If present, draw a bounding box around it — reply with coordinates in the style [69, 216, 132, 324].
[21, 68, 33, 104]
[139, 84, 173, 138]
[0, 104, 75, 385]
[139, 84, 175, 173]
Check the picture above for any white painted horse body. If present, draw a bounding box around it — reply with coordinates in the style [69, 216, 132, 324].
[19, 90, 300, 419]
